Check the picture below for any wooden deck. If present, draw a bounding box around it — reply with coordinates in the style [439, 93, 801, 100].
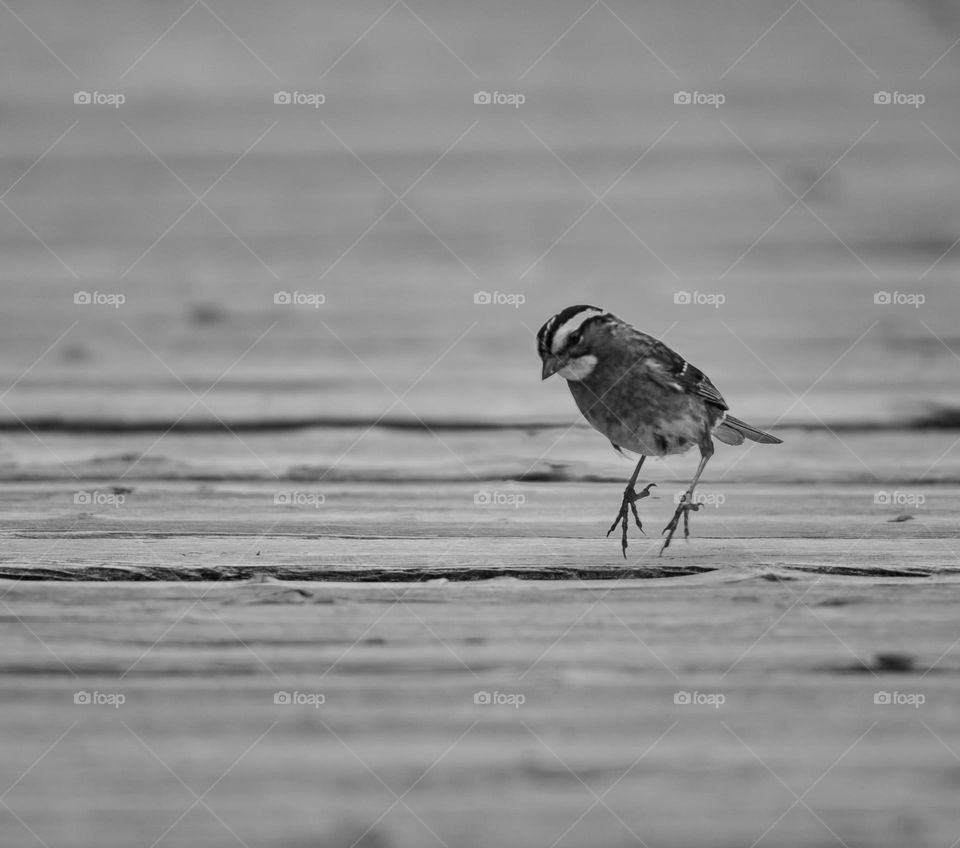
[3, 0, 960, 844]
[1, 427, 959, 847]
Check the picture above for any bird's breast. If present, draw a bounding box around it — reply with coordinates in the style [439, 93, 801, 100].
[566, 371, 715, 457]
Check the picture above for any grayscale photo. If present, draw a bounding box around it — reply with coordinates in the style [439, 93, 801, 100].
[1, 1, 959, 846]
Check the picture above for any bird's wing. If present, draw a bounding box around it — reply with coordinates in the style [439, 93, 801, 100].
[640, 338, 729, 411]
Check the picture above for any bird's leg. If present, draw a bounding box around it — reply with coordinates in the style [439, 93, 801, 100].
[606, 455, 656, 558]
[661, 445, 713, 555]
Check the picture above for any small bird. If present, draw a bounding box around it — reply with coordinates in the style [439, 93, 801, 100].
[537, 304, 782, 556]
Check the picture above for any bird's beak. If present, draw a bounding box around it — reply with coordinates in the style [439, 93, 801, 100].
[541, 355, 563, 380]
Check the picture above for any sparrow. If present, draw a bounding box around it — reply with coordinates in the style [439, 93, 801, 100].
[537, 304, 782, 556]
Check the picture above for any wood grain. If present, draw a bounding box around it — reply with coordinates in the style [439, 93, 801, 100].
[2, 3, 960, 433]
[2, 571, 960, 848]
[1, 426, 959, 846]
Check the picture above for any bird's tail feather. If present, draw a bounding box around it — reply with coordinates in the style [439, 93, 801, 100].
[714, 415, 782, 446]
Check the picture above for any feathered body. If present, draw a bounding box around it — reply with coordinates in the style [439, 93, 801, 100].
[567, 320, 722, 457]
[537, 304, 780, 459]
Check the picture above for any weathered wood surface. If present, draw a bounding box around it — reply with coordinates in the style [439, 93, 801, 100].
[3, 425, 960, 484]
[0, 427, 959, 847]
[3, 1, 960, 845]
[3, 572, 960, 848]
[0, 426, 958, 579]
[0, 477, 958, 581]
[2, 1, 960, 431]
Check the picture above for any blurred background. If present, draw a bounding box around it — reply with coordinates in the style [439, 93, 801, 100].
[1, 0, 959, 447]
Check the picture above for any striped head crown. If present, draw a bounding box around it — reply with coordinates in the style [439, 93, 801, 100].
[537, 305, 611, 359]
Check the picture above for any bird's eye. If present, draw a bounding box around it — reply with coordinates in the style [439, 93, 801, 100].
[568, 331, 582, 347]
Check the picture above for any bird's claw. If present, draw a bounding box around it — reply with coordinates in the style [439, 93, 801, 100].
[606, 483, 656, 558]
[659, 494, 702, 556]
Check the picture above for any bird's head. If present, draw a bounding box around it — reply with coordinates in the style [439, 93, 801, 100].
[537, 304, 613, 381]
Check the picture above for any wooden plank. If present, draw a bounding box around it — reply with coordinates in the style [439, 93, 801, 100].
[0, 427, 955, 581]
[0, 428, 956, 846]
[1, 431, 957, 844]
[1, 427, 959, 484]
[2, 573, 959, 848]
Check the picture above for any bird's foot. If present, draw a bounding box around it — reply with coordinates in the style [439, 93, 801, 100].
[606, 482, 656, 558]
[660, 493, 702, 555]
